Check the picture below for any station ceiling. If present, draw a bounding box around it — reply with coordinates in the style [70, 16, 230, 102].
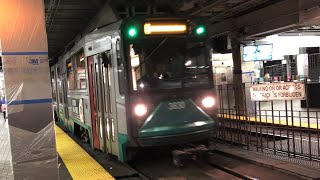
[44, 0, 284, 61]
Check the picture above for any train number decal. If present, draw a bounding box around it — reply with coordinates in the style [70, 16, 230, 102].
[168, 101, 186, 110]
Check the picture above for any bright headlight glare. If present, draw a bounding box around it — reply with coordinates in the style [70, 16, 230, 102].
[134, 104, 147, 117]
[202, 96, 215, 108]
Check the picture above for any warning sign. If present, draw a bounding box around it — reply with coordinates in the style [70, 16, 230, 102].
[250, 82, 305, 101]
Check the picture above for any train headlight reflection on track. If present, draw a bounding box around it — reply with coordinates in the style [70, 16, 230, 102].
[202, 96, 215, 108]
[134, 104, 147, 117]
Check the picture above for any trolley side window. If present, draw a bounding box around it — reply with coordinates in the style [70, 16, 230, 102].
[75, 50, 87, 90]
[57, 65, 63, 104]
[66, 58, 75, 90]
[116, 39, 125, 95]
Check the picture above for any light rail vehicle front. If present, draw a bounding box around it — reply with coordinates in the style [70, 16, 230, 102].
[50, 17, 217, 162]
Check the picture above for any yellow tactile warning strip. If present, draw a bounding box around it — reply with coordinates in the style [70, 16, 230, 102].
[55, 125, 115, 180]
[219, 114, 319, 129]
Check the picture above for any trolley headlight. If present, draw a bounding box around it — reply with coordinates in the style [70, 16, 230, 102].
[202, 96, 215, 108]
[134, 104, 147, 117]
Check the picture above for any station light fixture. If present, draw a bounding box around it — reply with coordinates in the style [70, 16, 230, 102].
[128, 26, 138, 38]
[195, 25, 206, 35]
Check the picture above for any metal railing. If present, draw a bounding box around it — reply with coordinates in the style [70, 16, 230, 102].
[214, 83, 320, 168]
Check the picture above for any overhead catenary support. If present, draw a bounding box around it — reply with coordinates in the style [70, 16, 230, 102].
[208, 0, 320, 38]
[0, 0, 59, 179]
[46, 0, 62, 32]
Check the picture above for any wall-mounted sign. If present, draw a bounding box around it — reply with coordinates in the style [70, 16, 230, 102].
[250, 82, 305, 101]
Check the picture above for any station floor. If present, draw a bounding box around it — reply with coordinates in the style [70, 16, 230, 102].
[0, 116, 12, 180]
[0, 114, 138, 180]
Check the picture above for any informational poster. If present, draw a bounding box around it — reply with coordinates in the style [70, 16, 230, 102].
[79, 99, 84, 123]
[221, 73, 227, 82]
[72, 98, 85, 123]
[250, 82, 305, 101]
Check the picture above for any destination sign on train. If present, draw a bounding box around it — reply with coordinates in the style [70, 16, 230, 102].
[144, 21, 187, 35]
[250, 82, 305, 101]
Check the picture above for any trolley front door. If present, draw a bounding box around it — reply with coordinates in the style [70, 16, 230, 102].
[101, 51, 119, 157]
[88, 55, 104, 150]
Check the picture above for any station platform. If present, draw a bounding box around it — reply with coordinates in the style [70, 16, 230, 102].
[219, 114, 320, 129]
[0, 115, 139, 180]
[220, 99, 320, 129]
[55, 125, 114, 180]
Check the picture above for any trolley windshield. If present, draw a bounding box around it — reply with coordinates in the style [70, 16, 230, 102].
[129, 37, 211, 91]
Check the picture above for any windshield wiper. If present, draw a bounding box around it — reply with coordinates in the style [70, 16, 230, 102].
[134, 37, 167, 71]
[145, 37, 167, 61]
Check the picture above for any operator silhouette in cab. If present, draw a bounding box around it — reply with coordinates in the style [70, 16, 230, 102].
[153, 63, 171, 80]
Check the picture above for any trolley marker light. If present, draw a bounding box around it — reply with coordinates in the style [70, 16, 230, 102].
[202, 96, 215, 108]
[144, 22, 187, 35]
[195, 25, 206, 35]
[128, 26, 138, 38]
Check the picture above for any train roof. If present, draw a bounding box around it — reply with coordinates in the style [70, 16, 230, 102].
[86, 20, 123, 41]
[55, 16, 200, 65]
[58, 20, 123, 64]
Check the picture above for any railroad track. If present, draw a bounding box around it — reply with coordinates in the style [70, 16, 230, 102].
[127, 146, 300, 180]
[130, 161, 251, 180]
[128, 146, 246, 180]
[207, 158, 258, 180]
[129, 165, 153, 180]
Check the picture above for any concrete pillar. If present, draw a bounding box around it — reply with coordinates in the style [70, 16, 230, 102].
[230, 34, 245, 114]
[0, 1, 59, 179]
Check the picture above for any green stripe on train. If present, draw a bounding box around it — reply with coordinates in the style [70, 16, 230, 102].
[118, 133, 128, 162]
